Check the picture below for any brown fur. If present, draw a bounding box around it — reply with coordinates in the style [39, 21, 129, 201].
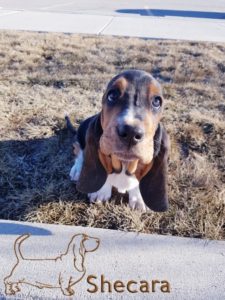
[113, 77, 128, 95]
[149, 81, 162, 96]
[127, 159, 139, 175]
[100, 105, 120, 156]
[111, 154, 122, 173]
[135, 161, 154, 181]
[98, 151, 113, 174]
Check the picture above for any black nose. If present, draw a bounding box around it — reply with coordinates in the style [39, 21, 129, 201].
[116, 124, 144, 145]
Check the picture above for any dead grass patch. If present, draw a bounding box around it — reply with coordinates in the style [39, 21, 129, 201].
[0, 31, 224, 240]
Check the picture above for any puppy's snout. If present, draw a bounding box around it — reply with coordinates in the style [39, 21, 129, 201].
[116, 124, 144, 145]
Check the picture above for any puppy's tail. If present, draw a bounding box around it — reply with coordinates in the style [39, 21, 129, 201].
[65, 115, 77, 135]
[14, 234, 30, 261]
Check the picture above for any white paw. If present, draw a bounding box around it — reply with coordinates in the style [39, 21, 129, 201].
[88, 181, 112, 203]
[70, 164, 80, 181]
[128, 186, 146, 212]
[70, 150, 83, 182]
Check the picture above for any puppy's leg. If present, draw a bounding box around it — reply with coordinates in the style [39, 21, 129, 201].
[88, 177, 112, 203]
[70, 149, 83, 182]
[128, 185, 147, 212]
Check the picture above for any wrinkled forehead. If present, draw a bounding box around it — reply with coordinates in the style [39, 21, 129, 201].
[106, 70, 162, 97]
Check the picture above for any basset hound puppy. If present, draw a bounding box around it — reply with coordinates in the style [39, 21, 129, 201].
[69, 69, 169, 212]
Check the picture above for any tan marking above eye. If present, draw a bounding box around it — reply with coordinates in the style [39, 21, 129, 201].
[112, 77, 128, 97]
[149, 81, 162, 97]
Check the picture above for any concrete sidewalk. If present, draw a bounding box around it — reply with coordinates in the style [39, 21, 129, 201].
[0, 0, 225, 42]
[0, 219, 225, 299]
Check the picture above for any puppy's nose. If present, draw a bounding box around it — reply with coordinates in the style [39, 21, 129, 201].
[116, 124, 144, 145]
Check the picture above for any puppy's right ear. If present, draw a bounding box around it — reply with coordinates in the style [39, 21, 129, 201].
[139, 124, 169, 212]
[76, 115, 107, 193]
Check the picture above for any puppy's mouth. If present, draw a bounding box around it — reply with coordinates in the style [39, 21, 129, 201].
[113, 151, 138, 162]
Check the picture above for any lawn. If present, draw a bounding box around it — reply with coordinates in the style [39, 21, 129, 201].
[0, 30, 224, 240]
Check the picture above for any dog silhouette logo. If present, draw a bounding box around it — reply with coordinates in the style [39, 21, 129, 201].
[4, 233, 100, 296]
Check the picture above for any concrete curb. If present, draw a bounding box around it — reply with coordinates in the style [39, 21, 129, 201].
[0, 219, 225, 299]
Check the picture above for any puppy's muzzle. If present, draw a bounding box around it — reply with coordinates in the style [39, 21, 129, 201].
[116, 124, 144, 146]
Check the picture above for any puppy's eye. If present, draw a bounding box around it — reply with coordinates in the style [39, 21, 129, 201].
[152, 96, 162, 109]
[107, 89, 120, 104]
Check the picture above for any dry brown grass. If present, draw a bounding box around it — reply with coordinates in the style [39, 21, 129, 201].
[0, 30, 224, 240]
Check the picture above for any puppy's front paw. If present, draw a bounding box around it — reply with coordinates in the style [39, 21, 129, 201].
[128, 186, 146, 212]
[69, 151, 83, 182]
[88, 181, 112, 203]
[70, 164, 80, 181]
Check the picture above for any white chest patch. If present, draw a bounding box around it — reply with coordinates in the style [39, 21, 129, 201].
[107, 166, 139, 193]
[70, 151, 146, 211]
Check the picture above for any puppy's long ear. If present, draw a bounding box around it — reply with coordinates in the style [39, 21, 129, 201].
[140, 124, 169, 212]
[76, 114, 107, 193]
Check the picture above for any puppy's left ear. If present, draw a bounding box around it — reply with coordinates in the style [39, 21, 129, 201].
[140, 124, 169, 212]
[76, 114, 107, 193]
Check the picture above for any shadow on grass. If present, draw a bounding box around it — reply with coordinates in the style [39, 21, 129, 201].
[0, 128, 84, 221]
[116, 9, 225, 20]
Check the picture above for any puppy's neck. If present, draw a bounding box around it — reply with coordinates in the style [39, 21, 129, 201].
[98, 150, 153, 180]
[111, 155, 139, 175]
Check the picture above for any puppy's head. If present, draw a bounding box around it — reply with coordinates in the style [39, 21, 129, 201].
[100, 70, 164, 164]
